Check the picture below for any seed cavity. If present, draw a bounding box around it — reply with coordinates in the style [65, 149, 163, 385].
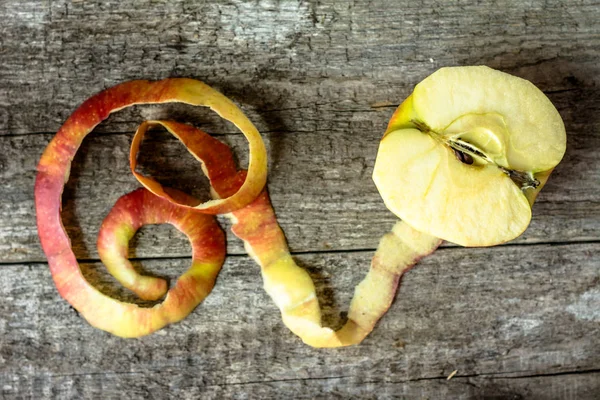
[412, 119, 540, 190]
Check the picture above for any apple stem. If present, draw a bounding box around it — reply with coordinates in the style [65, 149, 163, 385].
[498, 167, 540, 190]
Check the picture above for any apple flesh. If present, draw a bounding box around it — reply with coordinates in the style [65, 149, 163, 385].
[373, 66, 566, 246]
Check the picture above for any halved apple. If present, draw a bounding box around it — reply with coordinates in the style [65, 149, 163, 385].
[373, 66, 566, 246]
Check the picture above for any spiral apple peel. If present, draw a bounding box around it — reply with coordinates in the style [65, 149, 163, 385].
[35, 79, 267, 337]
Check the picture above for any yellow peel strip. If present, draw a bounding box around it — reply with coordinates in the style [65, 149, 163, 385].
[154, 122, 442, 347]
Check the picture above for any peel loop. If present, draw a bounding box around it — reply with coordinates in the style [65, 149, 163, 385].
[35, 79, 262, 337]
[157, 123, 442, 347]
[37, 78, 267, 215]
[58, 187, 224, 338]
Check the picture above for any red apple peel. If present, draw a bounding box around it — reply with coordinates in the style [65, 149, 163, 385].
[35, 79, 266, 337]
[97, 188, 225, 302]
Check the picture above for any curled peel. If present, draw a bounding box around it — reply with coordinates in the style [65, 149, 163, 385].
[35, 79, 264, 337]
[36, 78, 438, 344]
[97, 188, 223, 303]
[130, 120, 245, 206]
[92, 187, 224, 337]
[230, 201, 441, 347]
[133, 122, 442, 347]
[36, 78, 267, 215]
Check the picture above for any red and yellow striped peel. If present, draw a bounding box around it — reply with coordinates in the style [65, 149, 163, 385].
[145, 121, 442, 347]
[35, 79, 265, 337]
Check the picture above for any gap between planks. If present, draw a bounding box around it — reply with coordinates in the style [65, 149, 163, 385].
[3, 239, 599, 267]
[4, 366, 599, 387]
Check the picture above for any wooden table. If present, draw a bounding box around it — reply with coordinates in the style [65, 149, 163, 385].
[1, 1, 599, 398]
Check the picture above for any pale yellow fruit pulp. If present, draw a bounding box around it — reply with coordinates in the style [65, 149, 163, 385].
[374, 66, 566, 247]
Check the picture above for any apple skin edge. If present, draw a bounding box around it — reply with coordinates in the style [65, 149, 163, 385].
[385, 94, 418, 135]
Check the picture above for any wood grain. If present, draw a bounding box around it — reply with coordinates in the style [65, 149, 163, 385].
[1, 0, 599, 136]
[1, 243, 599, 397]
[1, 111, 599, 262]
[3, 372, 600, 399]
[1, 0, 599, 398]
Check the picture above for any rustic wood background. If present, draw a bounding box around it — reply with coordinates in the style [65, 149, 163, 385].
[1, 0, 599, 398]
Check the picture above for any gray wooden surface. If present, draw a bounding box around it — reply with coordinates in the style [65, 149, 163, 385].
[1, 0, 599, 398]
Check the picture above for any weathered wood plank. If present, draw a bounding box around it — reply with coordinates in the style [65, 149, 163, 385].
[2, 0, 599, 263]
[2, 0, 599, 398]
[1, 0, 599, 135]
[0, 243, 598, 395]
[2, 371, 598, 400]
[1, 102, 598, 262]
